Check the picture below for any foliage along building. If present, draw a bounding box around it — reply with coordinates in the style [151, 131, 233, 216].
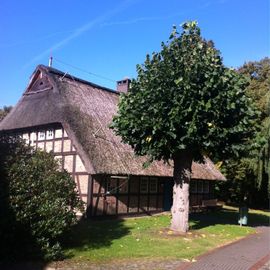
[0, 65, 226, 217]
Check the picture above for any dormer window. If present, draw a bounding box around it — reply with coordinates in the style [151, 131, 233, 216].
[47, 129, 54, 139]
[38, 131, 45, 140]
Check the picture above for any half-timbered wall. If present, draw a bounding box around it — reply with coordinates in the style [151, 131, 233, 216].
[91, 175, 164, 216]
[189, 180, 215, 206]
[19, 124, 89, 207]
[91, 176, 216, 216]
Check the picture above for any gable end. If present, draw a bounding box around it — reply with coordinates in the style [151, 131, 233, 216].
[24, 69, 53, 95]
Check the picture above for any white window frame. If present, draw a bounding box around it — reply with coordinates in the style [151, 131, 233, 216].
[140, 177, 148, 193]
[38, 131, 45, 141]
[46, 129, 54, 139]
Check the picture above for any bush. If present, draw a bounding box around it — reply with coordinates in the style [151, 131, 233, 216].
[0, 135, 83, 261]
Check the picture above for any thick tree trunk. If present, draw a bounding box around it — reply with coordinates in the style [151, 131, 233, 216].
[170, 150, 193, 233]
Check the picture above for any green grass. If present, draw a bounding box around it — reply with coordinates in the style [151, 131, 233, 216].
[63, 206, 269, 263]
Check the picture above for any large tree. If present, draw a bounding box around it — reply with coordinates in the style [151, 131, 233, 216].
[238, 58, 270, 189]
[219, 58, 269, 207]
[111, 21, 257, 232]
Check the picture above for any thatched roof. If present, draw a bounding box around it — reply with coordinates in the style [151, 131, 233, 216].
[0, 65, 225, 180]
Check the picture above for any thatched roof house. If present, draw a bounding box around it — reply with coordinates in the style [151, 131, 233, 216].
[0, 65, 225, 216]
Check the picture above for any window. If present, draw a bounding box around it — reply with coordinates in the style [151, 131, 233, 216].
[130, 178, 139, 193]
[190, 181, 197, 193]
[107, 178, 117, 194]
[108, 176, 129, 194]
[47, 129, 54, 139]
[140, 177, 148, 193]
[38, 131, 45, 140]
[149, 178, 158, 193]
[197, 181, 203, 193]
[203, 181, 209, 193]
[118, 178, 128, 193]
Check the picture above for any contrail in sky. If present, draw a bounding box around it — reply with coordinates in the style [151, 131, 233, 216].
[101, 12, 186, 27]
[23, 0, 137, 69]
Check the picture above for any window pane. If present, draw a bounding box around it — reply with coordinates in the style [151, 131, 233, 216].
[140, 177, 148, 193]
[47, 129, 54, 139]
[197, 181, 203, 193]
[203, 181, 209, 193]
[130, 178, 139, 193]
[119, 179, 128, 193]
[107, 178, 117, 194]
[190, 181, 197, 193]
[38, 131, 45, 140]
[149, 178, 157, 193]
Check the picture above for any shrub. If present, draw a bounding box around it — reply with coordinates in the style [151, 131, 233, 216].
[0, 135, 83, 261]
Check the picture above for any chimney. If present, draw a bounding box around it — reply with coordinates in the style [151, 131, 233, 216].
[116, 78, 131, 93]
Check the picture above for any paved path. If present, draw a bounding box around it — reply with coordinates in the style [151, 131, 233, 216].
[52, 259, 184, 270]
[1, 259, 185, 270]
[179, 226, 270, 270]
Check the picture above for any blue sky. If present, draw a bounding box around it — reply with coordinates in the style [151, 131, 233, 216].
[0, 0, 269, 107]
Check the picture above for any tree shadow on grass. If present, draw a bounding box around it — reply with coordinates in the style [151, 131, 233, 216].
[189, 208, 270, 230]
[0, 262, 48, 270]
[0, 179, 49, 270]
[62, 217, 131, 258]
[0, 214, 50, 270]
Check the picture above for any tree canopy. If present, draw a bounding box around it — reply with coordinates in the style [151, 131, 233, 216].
[238, 57, 270, 187]
[112, 22, 257, 163]
[111, 21, 258, 232]
[0, 106, 12, 121]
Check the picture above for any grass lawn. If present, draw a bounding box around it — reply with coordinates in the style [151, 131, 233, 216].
[63, 206, 269, 263]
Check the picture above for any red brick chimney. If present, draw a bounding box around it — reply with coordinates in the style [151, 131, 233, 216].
[116, 78, 131, 93]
